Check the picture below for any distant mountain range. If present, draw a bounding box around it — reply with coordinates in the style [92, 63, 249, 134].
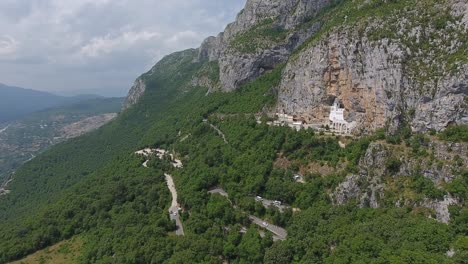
[0, 83, 103, 123]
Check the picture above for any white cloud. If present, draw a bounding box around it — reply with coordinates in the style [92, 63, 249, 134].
[0, 0, 247, 96]
[80, 30, 161, 57]
[0, 36, 19, 56]
[165, 30, 200, 46]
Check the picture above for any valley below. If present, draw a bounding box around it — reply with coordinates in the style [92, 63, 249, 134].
[0, 98, 122, 188]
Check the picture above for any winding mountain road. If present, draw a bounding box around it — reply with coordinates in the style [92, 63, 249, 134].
[165, 173, 184, 236]
[208, 188, 229, 198]
[249, 215, 287, 241]
[208, 188, 288, 241]
[138, 149, 288, 239]
[136, 148, 185, 236]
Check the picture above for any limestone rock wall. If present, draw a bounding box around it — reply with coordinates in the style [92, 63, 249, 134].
[331, 143, 387, 208]
[123, 78, 146, 110]
[124, 0, 467, 135]
[331, 140, 466, 223]
[197, 0, 333, 91]
[277, 33, 406, 134]
[276, 0, 468, 134]
[277, 29, 467, 134]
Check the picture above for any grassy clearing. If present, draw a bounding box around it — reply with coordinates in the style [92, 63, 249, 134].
[10, 237, 83, 264]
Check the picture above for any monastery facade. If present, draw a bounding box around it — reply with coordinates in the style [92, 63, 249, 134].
[329, 99, 355, 134]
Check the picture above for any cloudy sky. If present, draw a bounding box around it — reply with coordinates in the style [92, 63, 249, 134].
[0, 0, 246, 97]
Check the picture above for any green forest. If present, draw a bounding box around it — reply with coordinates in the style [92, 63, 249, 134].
[0, 46, 466, 263]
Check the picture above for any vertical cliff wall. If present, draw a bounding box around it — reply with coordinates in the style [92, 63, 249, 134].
[276, 0, 467, 134]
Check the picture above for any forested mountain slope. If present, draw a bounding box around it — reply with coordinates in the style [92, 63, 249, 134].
[1, 0, 467, 263]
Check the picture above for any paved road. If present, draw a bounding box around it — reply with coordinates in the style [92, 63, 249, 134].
[136, 148, 185, 236]
[208, 188, 288, 240]
[255, 197, 291, 213]
[209, 188, 234, 206]
[208, 188, 229, 198]
[165, 173, 185, 236]
[249, 215, 287, 241]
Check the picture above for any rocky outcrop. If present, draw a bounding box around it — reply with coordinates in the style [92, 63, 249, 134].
[421, 196, 459, 224]
[277, 28, 467, 134]
[196, 0, 333, 91]
[398, 140, 467, 184]
[332, 140, 466, 223]
[450, 0, 468, 29]
[277, 33, 404, 134]
[123, 78, 146, 110]
[276, 1, 468, 134]
[331, 143, 387, 208]
[332, 174, 361, 206]
[198, 37, 223, 62]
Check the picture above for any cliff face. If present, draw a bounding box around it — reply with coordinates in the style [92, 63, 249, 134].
[198, 0, 333, 91]
[277, 0, 468, 134]
[277, 33, 401, 133]
[331, 140, 466, 223]
[277, 33, 467, 134]
[125, 0, 467, 134]
[123, 78, 146, 110]
[200, 0, 468, 134]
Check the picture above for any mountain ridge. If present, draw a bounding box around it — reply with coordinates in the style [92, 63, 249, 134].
[125, 0, 467, 135]
[1, 0, 467, 263]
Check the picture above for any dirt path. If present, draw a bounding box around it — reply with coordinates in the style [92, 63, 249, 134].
[209, 124, 228, 144]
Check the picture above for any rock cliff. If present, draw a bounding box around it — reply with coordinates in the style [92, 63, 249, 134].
[331, 138, 467, 224]
[277, 0, 468, 134]
[219, 0, 466, 134]
[125, 0, 467, 134]
[331, 143, 387, 209]
[197, 0, 334, 91]
[123, 78, 146, 110]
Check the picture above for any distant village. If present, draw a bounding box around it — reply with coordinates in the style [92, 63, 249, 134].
[266, 99, 356, 135]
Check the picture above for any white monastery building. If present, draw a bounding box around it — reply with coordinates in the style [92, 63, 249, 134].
[329, 99, 355, 134]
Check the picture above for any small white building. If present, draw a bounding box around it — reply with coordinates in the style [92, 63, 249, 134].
[277, 113, 294, 123]
[329, 99, 355, 134]
[275, 113, 305, 131]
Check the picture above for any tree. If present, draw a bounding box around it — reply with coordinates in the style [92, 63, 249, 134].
[264, 242, 292, 264]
